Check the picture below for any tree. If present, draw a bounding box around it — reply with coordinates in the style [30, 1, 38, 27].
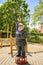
[33, 0, 43, 25]
[0, 1, 30, 34]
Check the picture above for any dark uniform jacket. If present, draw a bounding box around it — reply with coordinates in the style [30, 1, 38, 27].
[16, 29, 27, 46]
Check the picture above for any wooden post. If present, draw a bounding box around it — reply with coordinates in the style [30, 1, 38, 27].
[0, 32, 2, 47]
[0, 37, 1, 46]
[26, 38, 28, 53]
[10, 32, 13, 56]
[10, 26, 13, 56]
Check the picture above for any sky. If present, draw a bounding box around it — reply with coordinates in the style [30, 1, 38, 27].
[0, 0, 6, 4]
[26, 0, 39, 14]
[0, 0, 39, 28]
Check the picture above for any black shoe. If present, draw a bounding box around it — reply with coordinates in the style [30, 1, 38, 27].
[16, 54, 21, 57]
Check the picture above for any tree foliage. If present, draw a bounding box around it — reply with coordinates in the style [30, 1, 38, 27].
[0, 0, 30, 34]
[33, 1, 43, 25]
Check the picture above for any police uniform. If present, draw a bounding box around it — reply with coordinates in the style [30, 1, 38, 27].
[16, 23, 27, 57]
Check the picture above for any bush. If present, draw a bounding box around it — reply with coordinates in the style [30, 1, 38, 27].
[27, 34, 43, 43]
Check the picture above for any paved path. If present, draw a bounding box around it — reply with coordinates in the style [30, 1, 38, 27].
[0, 44, 43, 65]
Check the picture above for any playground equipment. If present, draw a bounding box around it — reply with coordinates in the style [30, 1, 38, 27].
[0, 30, 11, 47]
[0, 30, 28, 56]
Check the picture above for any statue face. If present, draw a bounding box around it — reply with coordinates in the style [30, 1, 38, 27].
[18, 25, 24, 31]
